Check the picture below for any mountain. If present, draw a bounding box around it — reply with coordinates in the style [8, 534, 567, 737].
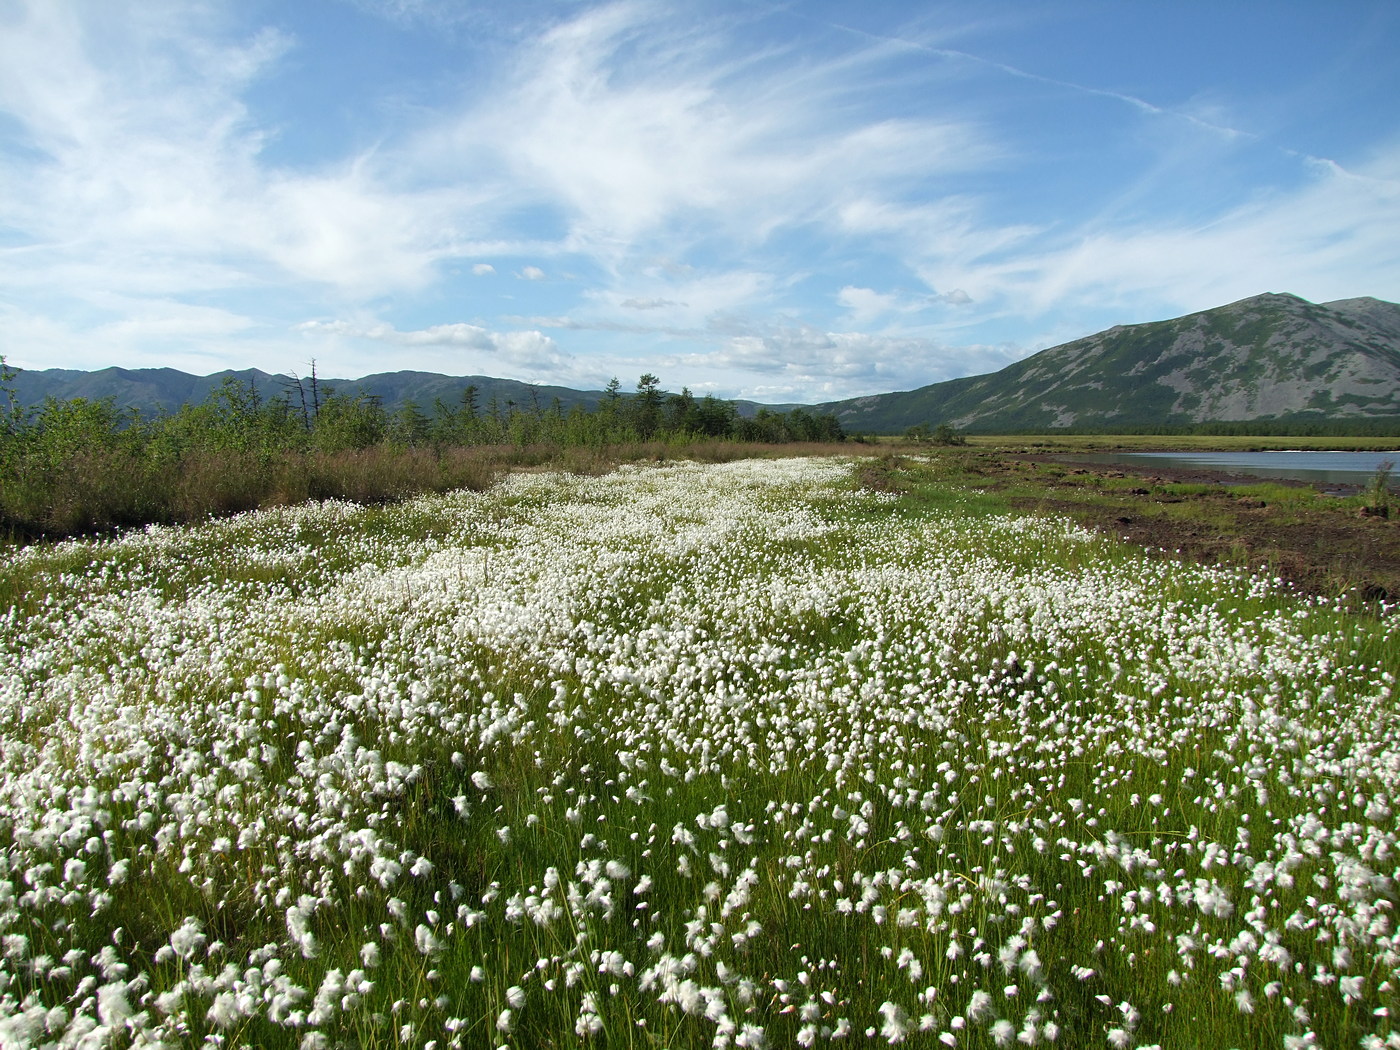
[816, 293, 1400, 432]
[9, 367, 268, 417]
[12, 293, 1397, 433]
[5, 366, 610, 418]
[5, 365, 801, 420]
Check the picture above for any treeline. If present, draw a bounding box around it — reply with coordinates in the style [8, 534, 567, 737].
[334, 371, 846, 448]
[0, 363, 844, 539]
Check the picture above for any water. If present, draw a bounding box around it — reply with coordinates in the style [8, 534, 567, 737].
[1056, 450, 1399, 487]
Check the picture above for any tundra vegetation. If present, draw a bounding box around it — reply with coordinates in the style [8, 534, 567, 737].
[1, 455, 1396, 1048]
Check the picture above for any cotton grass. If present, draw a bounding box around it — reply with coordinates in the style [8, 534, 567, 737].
[0, 457, 1396, 1047]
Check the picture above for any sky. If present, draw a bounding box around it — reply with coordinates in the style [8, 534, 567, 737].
[2, 0, 1399, 403]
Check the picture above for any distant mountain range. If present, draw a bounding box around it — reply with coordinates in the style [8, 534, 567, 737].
[6, 367, 612, 419]
[9, 292, 1399, 432]
[6, 366, 804, 422]
[819, 293, 1400, 432]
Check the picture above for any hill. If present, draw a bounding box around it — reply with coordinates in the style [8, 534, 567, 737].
[819, 293, 1400, 432]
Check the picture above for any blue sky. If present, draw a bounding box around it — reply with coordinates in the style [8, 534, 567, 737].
[2, 0, 1398, 402]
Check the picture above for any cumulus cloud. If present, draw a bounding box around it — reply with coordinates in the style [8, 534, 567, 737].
[295, 319, 568, 374]
[660, 318, 1020, 401]
[472, 263, 496, 275]
[517, 266, 546, 280]
[1, 298, 272, 373]
[472, 305, 1023, 402]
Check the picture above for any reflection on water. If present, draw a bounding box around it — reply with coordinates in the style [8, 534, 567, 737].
[1054, 451, 1399, 487]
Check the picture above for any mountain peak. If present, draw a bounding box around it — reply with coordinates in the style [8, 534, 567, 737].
[1217, 291, 1309, 310]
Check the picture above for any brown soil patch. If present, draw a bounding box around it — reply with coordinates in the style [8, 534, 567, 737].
[1006, 456, 1400, 603]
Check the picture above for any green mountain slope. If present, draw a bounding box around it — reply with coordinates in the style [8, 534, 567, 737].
[819, 293, 1400, 432]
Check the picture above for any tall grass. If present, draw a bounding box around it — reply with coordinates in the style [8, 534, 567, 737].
[0, 361, 850, 542]
[0, 439, 851, 542]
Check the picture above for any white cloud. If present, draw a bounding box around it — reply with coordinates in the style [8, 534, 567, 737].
[514, 270, 780, 342]
[660, 318, 1020, 401]
[348, 0, 441, 24]
[837, 286, 900, 323]
[0, 298, 272, 374]
[837, 285, 972, 324]
[860, 29, 1252, 142]
[0, 0, 480, 308]
[2, 1, 1394, 396]
[620, 297, 684, 310]
[295, 319, 569, 376]
[837, 196, 1042, 290]
[0, 2, 1013, 391]
[610, 269, 779, 324]
[438, 1, 992, 263]
[934, 143, 1400, 321]
[449, 305, 1023, 402]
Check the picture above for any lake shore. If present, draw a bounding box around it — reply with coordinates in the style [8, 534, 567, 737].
[880, 447, 1400, 602]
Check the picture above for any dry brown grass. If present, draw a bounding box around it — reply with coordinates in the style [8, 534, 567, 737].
[1, 439, 856, 543]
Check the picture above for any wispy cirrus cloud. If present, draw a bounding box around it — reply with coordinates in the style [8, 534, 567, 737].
[927, 141, 1400, 320]
[1, 1, 1396, 402]
[430, 1, 996, 263]
[0, 1, 483, 305]
[834, 22, 1253, 141]
[835, 284, 972, 327]
[620, 297, 685, 310]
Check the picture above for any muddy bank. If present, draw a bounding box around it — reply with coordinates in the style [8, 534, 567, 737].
[1002, 454, 1400, 603]
[1024, 454, 1365, 494]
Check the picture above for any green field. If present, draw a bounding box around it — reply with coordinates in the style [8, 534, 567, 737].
[1, 457, 1396, 1048]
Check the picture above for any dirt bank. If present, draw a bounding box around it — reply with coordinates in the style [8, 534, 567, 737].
[1000, 454, 1400, 603]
